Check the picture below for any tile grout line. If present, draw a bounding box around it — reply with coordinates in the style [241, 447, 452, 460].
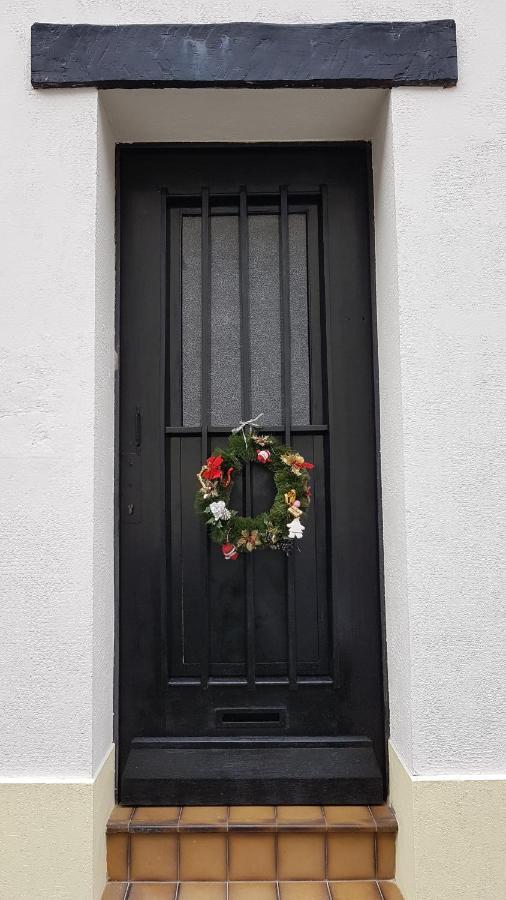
[226, 806, 230, 885]
[377, 879, 386, 900]
[176, 806, 182, 884]
[274, 805, 279, 884]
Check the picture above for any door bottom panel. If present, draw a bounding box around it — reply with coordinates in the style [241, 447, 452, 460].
[121, 735, 383, 805]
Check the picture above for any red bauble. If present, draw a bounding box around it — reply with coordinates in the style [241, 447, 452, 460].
[222, 543, 238, 561]
[256, 449, 271, 464]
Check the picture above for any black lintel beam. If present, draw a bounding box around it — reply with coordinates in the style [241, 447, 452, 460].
[31, 20, 457, 90]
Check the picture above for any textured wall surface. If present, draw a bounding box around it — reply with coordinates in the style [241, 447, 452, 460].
[1, 0, 505, 782]
[389, 744, 506, 900]
[377, 0, 506, 776]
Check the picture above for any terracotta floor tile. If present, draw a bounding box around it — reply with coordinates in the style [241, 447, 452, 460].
[179, 807, 228, 830]
[279, 881, 331, 899]
[130, 808, 180, 830]
[370, 807, 397, 832]
[101, 884, 128, 900]
[179, 832, 227, 881]
[228, 832, 277, 881]
[177, 884, 227, 900]
[327, 833, 375, 880]
[130, 833, 178, 882]
[107, 833, 129, 881]
[277, 832, 326, 880]
[128, 885, 178, 899]
[376, 833, 396, 879]
[378, 883, 404, 900]
[229, 883, 278, 899]
[108, 807, 134, 832]
[276, 806, 326, 828]
[323, 807, 375, 830]
[228, 806, 277, 828]
[329, 883, 381, 900]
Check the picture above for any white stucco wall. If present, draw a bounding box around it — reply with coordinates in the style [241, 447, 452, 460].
[375, 1, 506, 776]
[1, 0, 505, 785]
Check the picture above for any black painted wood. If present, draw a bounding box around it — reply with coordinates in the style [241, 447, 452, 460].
[122, 736, 383, 805]
[32, 20, 457, 89]
[118, 145, 385, 804]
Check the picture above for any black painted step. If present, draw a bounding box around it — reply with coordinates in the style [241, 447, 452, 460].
[121, 736, 383, 806]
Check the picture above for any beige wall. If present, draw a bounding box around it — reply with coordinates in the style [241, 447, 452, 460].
[389, 743, 506, 900]
[0, 748, 114, 900]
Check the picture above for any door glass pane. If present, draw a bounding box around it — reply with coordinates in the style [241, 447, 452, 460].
[249, 214, 282, 426]
[181, 215, 201, 426]
[210, 215, 242, 426]
[289, 213, 310, 425]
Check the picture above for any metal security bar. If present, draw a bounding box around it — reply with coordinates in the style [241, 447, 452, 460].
[200, 187, 211, 689]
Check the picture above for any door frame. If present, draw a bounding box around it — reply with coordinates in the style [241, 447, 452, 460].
[114, 141, 389, 801]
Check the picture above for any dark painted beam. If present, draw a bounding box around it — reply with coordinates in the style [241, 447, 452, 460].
[31, 21, 457, 90]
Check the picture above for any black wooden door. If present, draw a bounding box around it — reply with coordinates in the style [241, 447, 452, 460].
[119, 145, 385, 804]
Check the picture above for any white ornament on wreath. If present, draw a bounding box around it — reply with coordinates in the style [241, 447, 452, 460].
[209, 500, 232, 521]
[287, 518, 305, 540]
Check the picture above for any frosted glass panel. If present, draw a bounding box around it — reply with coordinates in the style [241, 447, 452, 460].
[181, 208, 310, 428]
[210, 215, 242, 425]
[289, 214, 310, 425]
[249, 215, 282, 426]
[182, 216, 201, 426]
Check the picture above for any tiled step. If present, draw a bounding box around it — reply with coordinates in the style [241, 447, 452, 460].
[103, 881, 403, 899]
[105, 805, 401, 895]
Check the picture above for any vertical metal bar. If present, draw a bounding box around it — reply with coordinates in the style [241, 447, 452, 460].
[280, 186, 297, 690]
[321, 184, 341, 689]
[239, 187, 256, 690]
[159, 190, 169, 691]
[200, 187, 211, 688]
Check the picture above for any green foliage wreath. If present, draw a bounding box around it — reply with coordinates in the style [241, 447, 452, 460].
[195, 427, 313, 559]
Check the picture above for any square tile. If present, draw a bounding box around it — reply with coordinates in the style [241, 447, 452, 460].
[179, 806, 228, 831]
[329, 883, 381, 899]
[376, 833, 396, 879]
[229, 883, 278, 899]
[102, 884, 128, 900]
[130, 807, 180, 831]
[327, 833, 375, 880]
[130, 833, 178, 881]
[276, 806, 325, 828]
[107, 833, 129, 881]
[378, 883, 404, 900]
[323, 807, 375, 830]
[279, 882, 331, 899]
[228, 806, 277, 829]
[228, 832, 277, 880]
[277, 832, 326, 880]
[128, 885, 178, 899]
[107, 806, 134, 832]
[370, 806, 397, 833]
[179, 832, 227, 881]
[178, 884, 227, 900]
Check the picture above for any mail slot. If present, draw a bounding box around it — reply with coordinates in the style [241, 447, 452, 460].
[215, 708, 286, 728]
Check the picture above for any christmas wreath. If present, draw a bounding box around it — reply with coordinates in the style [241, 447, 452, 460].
[195, 419, 313, 559]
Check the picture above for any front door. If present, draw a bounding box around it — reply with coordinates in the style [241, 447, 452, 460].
[119, 145, 385, 804]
